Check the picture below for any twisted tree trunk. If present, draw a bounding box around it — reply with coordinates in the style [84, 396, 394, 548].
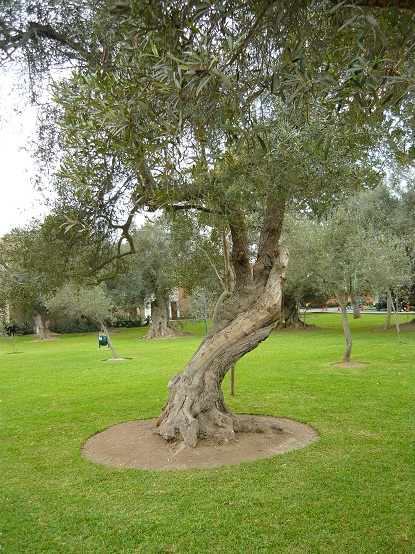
[156, 246, 288, 446]
[277, 294, 306, 328]
[156, 201, 287, 446]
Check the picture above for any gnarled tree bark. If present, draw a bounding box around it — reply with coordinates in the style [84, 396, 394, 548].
[34, 312, 50, 341]
[145, 291, 182, 340]
[277, 294, 310, 328]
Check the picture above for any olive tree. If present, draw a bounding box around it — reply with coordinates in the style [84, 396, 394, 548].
[0, 215, 84, 339]
[285, 194, 412, 362]
[45, 283, 120, 358]
[107, 215, 225, 338]
[0, 210, 125, 338]
[2, 1, 415, 445]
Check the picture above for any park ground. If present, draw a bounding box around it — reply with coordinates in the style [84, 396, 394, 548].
[1, 312, 414, 553]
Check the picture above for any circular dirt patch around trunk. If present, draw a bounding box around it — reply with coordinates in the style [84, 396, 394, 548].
[82, 415, 319, 470]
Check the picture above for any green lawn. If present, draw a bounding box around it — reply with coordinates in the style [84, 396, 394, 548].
[1, 313, 414, 553]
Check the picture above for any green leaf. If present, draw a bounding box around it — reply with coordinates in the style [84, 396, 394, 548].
[323, 133, 332, 160]
[327, 1, 348, 14]
[390, 5, 398, 27]
[211, 67, 233, 89]
[381, 93, 394, 106]
[365, 14, 378, 28]
[338, 14, 359, 32]
[256, 134, 267, 153]
[319, 74, 337, 84]
[195, 74, 213, 96]
[313, 132, 326, 156]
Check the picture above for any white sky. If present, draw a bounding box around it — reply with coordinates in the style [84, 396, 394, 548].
[0, 76, 50, 236]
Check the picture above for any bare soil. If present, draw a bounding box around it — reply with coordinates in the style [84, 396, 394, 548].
[30, 336, 61, 342]
[331, 361, 368, 368]
[82, 415, 319, 471]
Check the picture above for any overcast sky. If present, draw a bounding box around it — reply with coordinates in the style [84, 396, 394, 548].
[0, 71, 150, 238]
[0, 75, 50, 237]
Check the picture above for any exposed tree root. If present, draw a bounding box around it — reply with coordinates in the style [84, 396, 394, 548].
[232, 414, 283, 434]
[157, 401, 283, 447]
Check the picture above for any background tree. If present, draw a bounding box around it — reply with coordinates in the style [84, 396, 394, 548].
[0, 216, 76, 339]
[45, 283, 120, 358]
[122, 220, 179, 339]
[281, 213, 325, 327]
[340, 183, 415, 328]
[286, 213, 372, 362]
[108, 214, 225, 337]
[169, 212, 227, 305]
[284, 191, 412, 361]
[0, 211, 123, 339]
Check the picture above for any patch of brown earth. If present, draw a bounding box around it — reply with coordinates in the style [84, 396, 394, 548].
[30, 337, 61, 342]
[331, 362, 368, 368]
[82, 415, 319, 471]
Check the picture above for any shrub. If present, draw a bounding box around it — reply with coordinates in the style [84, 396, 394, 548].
[0, 319, 33, 336]
[0, 318, 20, 336]
[111, 315, 143, 328]
[20, 320, 34, 335]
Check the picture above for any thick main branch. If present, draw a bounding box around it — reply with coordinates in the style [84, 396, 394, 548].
[254, 197, 286, 287]
[228, 210, 253, 290]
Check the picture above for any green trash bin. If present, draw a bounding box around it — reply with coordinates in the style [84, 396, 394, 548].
[98, 331, 108, 348]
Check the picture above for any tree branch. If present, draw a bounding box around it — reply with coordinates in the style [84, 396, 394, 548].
[225, 0, 278, 68]
[228, 210, 253, 290]
[0, 19, 94, 63]
[334, 1, 415, 7]
[168, 203, 221, 215]
[253, 197, 286, 287]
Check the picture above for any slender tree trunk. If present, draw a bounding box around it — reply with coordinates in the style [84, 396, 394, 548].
[350, 292, 361, 319]
[230, 365, 235, 396]
[384, 291, 393, 330]
[390, 290, 402, 344]
[100, 321, 119, 359]
[156, 200, 287, 446]
[336, 295, 353, 363]
[146, 291, 181, 339]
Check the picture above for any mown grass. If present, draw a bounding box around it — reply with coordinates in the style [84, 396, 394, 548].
[1, 313, 414, 553]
